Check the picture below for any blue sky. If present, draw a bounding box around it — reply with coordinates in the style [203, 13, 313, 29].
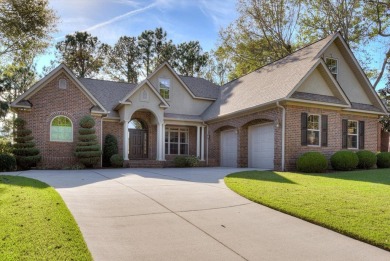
[36, 0, 237, 71]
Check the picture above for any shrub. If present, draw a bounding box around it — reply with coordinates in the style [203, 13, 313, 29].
[296, 152, 328, 173]
[173, 155, 199, 167]
[110, 154, 123, 168]
[74, 116, 101, 168]
[0, 153, 16, 172]
[330, 150, 359, 171]
[356, 150, 377, 169]
[377, 152, 390, 168]
[103, 134, 118, 167]
[12, 118, 41, 170]
[0, 138, 12, 154]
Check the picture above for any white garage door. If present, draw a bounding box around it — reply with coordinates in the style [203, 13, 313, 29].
[220, 129, 237, 167]
[249, 123, 275, 169]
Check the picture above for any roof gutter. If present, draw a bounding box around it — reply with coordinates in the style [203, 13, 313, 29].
[276, 101, 286, 171]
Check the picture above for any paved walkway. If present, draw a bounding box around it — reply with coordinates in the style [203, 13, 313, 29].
[9, 168, 390, 260]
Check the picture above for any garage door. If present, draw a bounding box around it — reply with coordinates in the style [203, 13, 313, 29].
[220, 129, 237, 167]
[249, 123, 274, 169]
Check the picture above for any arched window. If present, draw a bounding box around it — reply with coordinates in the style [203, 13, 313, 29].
[50, 116, 73, 142]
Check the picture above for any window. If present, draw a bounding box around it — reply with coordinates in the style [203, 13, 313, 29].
[50, 116, 73, 142]
[325, 57, 338, 79]
[307, 114, 320, 146]
[165, 127, 188, 155]
[347, 120, 358, 149]
[159, 78, 170, 99]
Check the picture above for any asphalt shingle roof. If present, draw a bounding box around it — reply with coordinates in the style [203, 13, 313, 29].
[79, 78, 136, 118]
[178, 76, 219, 99]
[202, 35, 334, 121]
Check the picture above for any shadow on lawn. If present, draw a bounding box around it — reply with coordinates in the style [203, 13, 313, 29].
[0, 175, 50, 189]
[296, 169, 390, 186]
[227, 170, 297, 184]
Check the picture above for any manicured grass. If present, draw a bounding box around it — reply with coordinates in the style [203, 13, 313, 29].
[0, 175, 92, 260]
[225, 169, 390, 250]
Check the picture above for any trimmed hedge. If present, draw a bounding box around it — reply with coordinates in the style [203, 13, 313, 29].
[0, 153, 16, 172]
[110, 154, 123, 168]
[75, 116, 101, 168]
[173, 155, 199, 167]
[296, 152, 328, 173]
[330, 150, 359, 171]
[103, 134, 118, 167]
[356, 150, 377, 169]
[12, 118, 41, 170]
[377, 152, 390, 168]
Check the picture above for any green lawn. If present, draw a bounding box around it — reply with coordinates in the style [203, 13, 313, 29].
[225, 169, 390, 250]
[0, 175, 92, 260]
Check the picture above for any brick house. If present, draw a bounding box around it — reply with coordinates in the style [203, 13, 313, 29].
[11, 33, 388, 170]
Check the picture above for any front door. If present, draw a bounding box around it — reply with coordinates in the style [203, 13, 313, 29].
[129, 129, 148, 159]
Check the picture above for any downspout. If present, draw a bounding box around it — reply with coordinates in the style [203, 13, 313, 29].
[276, 101, 286, 171]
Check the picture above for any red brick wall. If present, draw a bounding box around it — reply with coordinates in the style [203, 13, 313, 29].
[207, 108, 283, 170]
[102, 121, 124, 157]
[381, 130, 390, 152]
[17, 72, 102, 169]
[285, 105, 380, 170]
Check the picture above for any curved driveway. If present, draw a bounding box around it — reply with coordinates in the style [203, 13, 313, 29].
[14, 168, 390, 260]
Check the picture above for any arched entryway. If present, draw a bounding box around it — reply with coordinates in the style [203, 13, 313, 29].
[128, 119, 148, 159]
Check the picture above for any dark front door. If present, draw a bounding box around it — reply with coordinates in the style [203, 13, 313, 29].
[129, 129, 148, 159]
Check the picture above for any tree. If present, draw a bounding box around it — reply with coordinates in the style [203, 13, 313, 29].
[13, 118, 41, 170]
[217, 0, 302, 79]
[0, 62, 36, 138]
[105, 36, 141, 83]
[200, 48, 232, 85]
[55, 31, 109, 78]
[173, 41, 208, 77]
[0, 0, 57, 62]
[75, 115, 101, 168]
[138, 30, 155, 76]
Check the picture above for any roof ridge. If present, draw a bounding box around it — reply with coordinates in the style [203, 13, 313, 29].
[79, 77, 136, 85]
[222, 33, 336, 87]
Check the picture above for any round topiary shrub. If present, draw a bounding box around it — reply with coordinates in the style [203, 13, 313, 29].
[296, 152, 328, 173]
[0, 153, 16, 172]
[185, 155, 199, 167]
[103, 134, 118, 167]
[173, 156, 187, 167]
[330, 150, 359, 171]
[356, 150, 377, 169]
[110, 154, 123, 168]
[13, 118, 41, 170]
[377, 152, 390, 168]
[75, 116, 101, 168]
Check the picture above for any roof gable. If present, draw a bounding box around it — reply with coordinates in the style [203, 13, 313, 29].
[11, 64, 108, 113]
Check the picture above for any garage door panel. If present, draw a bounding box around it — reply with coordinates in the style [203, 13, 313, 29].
[221, 130, 237, 167]
[249, 124, 274, 169]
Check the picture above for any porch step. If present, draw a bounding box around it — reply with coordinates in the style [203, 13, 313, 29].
[125, 160, 167, 168]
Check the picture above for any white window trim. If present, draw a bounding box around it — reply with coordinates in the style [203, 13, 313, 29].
[165, 127, 189, 155]
[307, 114, 321, 147]
[325, 57, 338, 78]
[347, 120, 359, 149]
[50, 116, 73, 142]
[158, 77, 171, 100]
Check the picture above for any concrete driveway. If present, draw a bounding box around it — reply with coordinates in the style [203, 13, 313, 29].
[10, 168, 390, 260]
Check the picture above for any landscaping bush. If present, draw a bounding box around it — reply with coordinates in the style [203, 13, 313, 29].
[356, 150, 377, 169]
[103, 134, 118, 167]
[75, 116, 101, 168]
[12, 118, 41, 170]
[110, 154, 123, 168]
[330, 150, 359, 171]
[173, 155, 199, 167]
[0, 138, 12, 154]
[296, 152, 328, 173]
[376, 152, 390, 168]
[0, 153, 16, 172]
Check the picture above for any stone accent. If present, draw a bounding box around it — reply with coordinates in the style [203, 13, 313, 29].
[17, 72, 102, 169]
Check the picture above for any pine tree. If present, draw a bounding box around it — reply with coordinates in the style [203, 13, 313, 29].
[13, 118, 40, 170]
[75, 116, 101, 168]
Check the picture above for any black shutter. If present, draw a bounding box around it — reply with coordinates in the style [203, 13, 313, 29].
[359, 121, 365, 149]
[342, 119, 348, 149]
[321, 115, 328, 147]
[301, 112, 308, 146]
